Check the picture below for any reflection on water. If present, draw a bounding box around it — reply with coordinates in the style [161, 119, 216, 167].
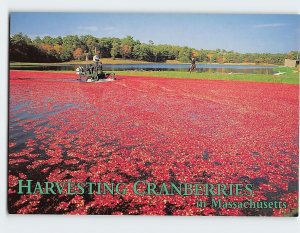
[11, 63, 276, 74]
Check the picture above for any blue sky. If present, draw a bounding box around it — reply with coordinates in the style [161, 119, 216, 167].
[10, 13, 299, 53]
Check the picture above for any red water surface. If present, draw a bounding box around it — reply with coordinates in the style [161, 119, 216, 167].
[8, 71, 299, 215]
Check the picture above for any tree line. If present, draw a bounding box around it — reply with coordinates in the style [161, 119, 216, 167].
[10, 33, 299, 64]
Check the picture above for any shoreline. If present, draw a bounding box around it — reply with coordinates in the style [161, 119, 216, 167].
[10, 59, 279, 67]
[9, 69, 299, 84]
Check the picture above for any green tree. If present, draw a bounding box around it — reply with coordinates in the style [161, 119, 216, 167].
[178, 47, 192, 63]
[210, 54, 218, 63]
[120, 36, 140, 59]
[33, 36, 42, 45]
[53, 36, 63, 45]
[99, 37, 113, 58]
[111, 42, 120, 59]
[42, 36, 54, 45]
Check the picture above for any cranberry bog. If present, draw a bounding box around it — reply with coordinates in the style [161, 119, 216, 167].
[8, 71, 299, 216]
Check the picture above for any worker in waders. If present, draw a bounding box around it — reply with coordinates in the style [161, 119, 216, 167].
[92, 54, 103, 80]
[189, 57, 196, 73]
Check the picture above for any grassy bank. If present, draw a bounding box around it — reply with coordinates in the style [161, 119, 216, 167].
[116, 70, 299, 84]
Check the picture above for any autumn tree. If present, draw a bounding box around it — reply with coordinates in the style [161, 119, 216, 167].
[40, 44, 55, 54]
[53, 44, 63, 58]
[120, 44, 132, 59]
[73, 48, 84, 60]
[10, 33, 57, 62]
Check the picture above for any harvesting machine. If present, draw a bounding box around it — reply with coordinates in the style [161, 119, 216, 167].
[75, 55, 116, 82]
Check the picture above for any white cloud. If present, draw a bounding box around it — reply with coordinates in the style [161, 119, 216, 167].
[27, 34, 56, 39]
[78, 26, 98, 32]
[77, 26, 119, 34]
[103, 26, 116, 31]
[253, 23, 287, 28]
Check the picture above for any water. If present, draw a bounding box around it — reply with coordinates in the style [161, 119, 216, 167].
[11, 63, 276, 74]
